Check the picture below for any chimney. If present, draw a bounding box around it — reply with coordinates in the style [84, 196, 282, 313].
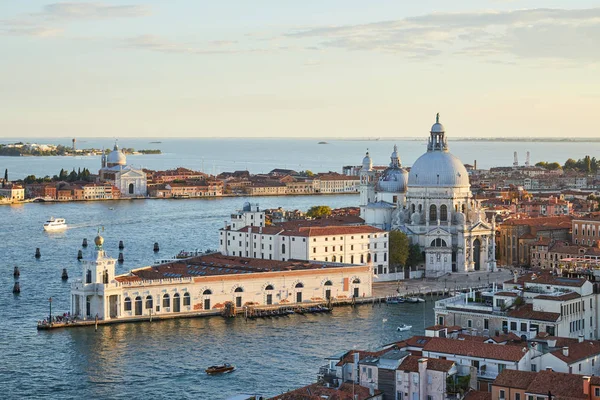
[546, 367, 553, 371]
[474, 160, 477, 170]
[579, 335, 584, 343]
[583, 376, 592, 395]
[547, 339, 557, 348]
[563, 347, 569, 357]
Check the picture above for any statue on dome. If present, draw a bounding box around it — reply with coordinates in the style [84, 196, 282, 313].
[436, 113, 440, 123]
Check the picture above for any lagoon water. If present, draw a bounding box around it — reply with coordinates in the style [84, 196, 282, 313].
[1, 138, 597, 179]
[0, 138, 590, 398]
[0, 195, 436, 399]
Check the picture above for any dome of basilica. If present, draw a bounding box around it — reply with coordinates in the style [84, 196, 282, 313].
[107, 144, 127, 166]
[407, 114, 470, 188]
[362, 152, 372, 170]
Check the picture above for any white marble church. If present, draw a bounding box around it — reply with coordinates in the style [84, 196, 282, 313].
[359, 115, 496, 276]
[99, 143, 147, 197]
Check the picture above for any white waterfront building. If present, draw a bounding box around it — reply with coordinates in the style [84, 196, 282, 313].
[220, 203, 392, 279]
[99, 142, 147, 197]
[359, 114, 496, 276]
[70, 233, 372, 321]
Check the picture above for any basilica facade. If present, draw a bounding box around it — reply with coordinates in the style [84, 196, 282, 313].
[359, 115, 496, 276]
[99, 143, 147, 197]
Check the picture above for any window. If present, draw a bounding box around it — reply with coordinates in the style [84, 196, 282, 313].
[440, 204, 448, 221]
[515, 394, 521, 400]
[484, 319, 489, 330]
[163, 294, 170, 308]
[429, 204, 437, 221]
[498, 364, 506, 373]
[595, 388, 600, 396]
[531, 364, 537, 372]
[124, 297, 132, 311]
[510, 321, 517, 331]
[145, 296, 153, 309]
[467, 319, 473, 328]
[183, 292, 190, 306]
[282, 244, 285, 254]
[499, 390, 505, 400]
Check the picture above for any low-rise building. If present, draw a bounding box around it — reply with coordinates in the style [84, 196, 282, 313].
[491, 369, 587, 400]
[220, 204, 391, 281]
[0, 184, 25, 201]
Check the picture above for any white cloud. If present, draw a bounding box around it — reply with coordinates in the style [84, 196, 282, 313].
[122, 34, 271, 55]
[0, 2, 150, 37]
[283, 8, 600, 63]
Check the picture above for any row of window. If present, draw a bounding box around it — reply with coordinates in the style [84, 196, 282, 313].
[561, 300, 589, 316]
[570, 318, 585, 333]
[123, 292, 193, 311]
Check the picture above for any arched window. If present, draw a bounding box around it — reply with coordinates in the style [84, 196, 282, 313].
[411, 204, 415, 213]
[462, 204, 466, 213]
[440, 205, 448, 221]
[128, 183, 134, 194]
[367, 253, 371, 263]
[360, 254, 364, 263]
[332, 255, 337, 262]
[282, 243, 286, 254]
[430, 204, 437, 221]
[135, 296, 142, 313]
[418, 204, 422, 213]
[234, 287, 244, 293]
[430, 238, 447, 247]
[183, 292, 190, 306]
[124, 297, 132, 311]
[162, 293, 170, 308]
[295, 282, 304, 288]
[145, 295, 153, 309]
[324, 280, 333, 286]
[202, 289, 212, 295]
[352, 278, 361, 284]
[265, 284, 274, 290]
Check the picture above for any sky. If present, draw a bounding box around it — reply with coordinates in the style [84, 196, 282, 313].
[0, 1, 599, 139]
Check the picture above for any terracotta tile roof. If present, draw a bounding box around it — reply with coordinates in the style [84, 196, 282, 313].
[457, 334, 488, 342]
[493, 369, 537, 389]
[425, 324, 446, 331]
[535, 292, 581, 301]
[404, 336, 432, 348]
[335, 349, 388, 367]
[525, 370, 586, 398]
[293, 225, 386, 237]
[486, 332, 521, 343]
[550, 340, 600, 363]
[507, 304, 561, 322]
[116, 253, 365, 282]
[494, 291, 518, 297]
[504, 272, 586, 288]
[397, 356, 455, 373]
[269, 382, 380, 400]
[463, 391, 492, 400]
[423, 337, 528, 362]
[501, 215, 573, 228]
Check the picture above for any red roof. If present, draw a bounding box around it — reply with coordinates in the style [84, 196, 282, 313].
[507, 304, 561, 322]
[423, 337, 528, 362]
[397, 356, 455, 373]
[550, 340, 600, 364]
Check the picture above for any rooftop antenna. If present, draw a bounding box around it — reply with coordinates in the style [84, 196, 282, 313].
[513, 151, 519, 168]
[525, 151, 530, 167]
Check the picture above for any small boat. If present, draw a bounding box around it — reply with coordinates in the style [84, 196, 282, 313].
[397, 324, 412, 332]
[206, 363, 235, 374]
[108, 207, 115, 210]
[386, 296, 405, 304]
[43, 217, 67, 231]
[406, 297, 425, 303]
[318, 141, 329, 145]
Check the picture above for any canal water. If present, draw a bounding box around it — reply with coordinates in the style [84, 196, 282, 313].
[0, 195, 436, 399]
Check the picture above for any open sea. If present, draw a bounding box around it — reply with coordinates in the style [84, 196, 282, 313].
[1, 137, 598, 179]
[0, 138, 593, 399]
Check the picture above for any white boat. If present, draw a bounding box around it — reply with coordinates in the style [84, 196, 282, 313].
[406, 297, 425, 303]
[43, 217, 67, 231]
[397, 323, 412, 332]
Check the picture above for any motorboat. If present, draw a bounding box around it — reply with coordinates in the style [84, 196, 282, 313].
[206, 363, 235, 374]
[43, 217, 67, 231]
[397, 323, 412, 332]
[405, 297, 425, 303]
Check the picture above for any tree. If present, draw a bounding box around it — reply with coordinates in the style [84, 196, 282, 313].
[389, 230, 410, 273]
[564, 158, 578, 170]
[58, 168, 68, 181]
[306, 205, 332, 218]
[68, 169, 77, 182]
[407, 244, 424, 268]
[24, 175, 37, 184]
[4, 168, 7, 181]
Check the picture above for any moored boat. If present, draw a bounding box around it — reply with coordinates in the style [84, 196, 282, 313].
[43, 217, 67, 231]
[386, 296, 405, 304]
[206, 363, 235, 374]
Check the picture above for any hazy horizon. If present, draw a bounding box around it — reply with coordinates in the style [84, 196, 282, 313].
[1, 1, 599, 138]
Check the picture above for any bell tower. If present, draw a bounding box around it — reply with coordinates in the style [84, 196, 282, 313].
[359, 151, 376, 216]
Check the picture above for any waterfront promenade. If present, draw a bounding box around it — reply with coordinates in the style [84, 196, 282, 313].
[373, 268, 515, 298]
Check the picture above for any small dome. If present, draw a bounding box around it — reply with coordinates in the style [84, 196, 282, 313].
[107, 143, 126, 166]
[95, 235, 104, 247]
[408, 151, 469, 188]
[362, 151, 372, 170]
[378, 167, 408, 193]
[431, 112, 445, 133]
